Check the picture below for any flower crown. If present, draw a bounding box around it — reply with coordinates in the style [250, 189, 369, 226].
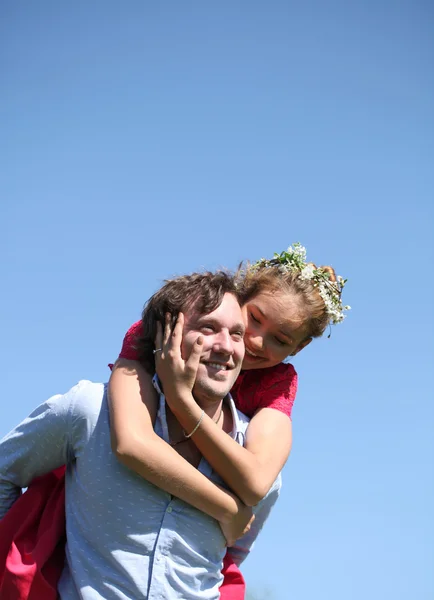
[252, 243, 350, 325]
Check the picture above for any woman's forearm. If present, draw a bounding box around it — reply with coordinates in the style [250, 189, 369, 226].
[165, 391, 292, 506]
[114, 432, 241, 523]
[109, 360, 246, 523]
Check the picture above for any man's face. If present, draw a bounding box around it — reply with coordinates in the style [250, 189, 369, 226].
[181, 293, 245, 405]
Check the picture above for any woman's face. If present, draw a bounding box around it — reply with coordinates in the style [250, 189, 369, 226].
[241, 291, 312, 370]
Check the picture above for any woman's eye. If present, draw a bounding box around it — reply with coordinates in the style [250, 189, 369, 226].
[274, 337, 287, 346]
[250, 312, 260, 324]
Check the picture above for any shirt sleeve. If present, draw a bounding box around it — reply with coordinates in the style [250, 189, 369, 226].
[234, 364, 298, 419]
[226, 473, 281, 566]
[255, 363, 298, 418]
[118, 321, 142, 361]
[0, 382, 90, 519]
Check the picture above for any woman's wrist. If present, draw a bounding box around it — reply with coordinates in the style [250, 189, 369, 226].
[215, 485, 241, 523]
[165, 389, 203, 430]
[165, 388, 198, 412]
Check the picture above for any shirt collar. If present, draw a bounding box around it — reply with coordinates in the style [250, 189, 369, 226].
[152, 374, 243, 441]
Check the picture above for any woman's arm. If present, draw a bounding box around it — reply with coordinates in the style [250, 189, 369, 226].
[156, 314, 292, 507]
[109, 358, 253, 536]
[165, 392, 291, 507]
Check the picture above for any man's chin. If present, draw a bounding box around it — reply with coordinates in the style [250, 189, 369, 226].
[193, 377, 236, 403]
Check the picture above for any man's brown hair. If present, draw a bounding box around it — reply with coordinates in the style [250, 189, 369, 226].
[136, 271, 243, 374]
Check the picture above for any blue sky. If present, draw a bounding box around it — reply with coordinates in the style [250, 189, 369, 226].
[2, 2, 433, 599]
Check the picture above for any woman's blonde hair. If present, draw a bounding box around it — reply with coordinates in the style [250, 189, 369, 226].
[239, 262, 339, 339]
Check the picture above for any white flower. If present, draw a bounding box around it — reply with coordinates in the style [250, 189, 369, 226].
[252, 242, 350, 327]
[300, 264, 315, 280]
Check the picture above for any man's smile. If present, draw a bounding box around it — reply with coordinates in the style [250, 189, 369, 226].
[201, 360, 232, 372]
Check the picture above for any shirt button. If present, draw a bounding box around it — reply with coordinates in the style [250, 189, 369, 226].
[167, 506, 173, 513]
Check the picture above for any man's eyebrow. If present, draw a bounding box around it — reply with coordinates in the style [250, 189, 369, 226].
[196, 315, 217, 323]
[232, 321, 246, 333]
[197, 315, 245, 332]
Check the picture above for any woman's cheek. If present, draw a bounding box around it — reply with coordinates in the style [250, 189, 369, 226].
[271, 346, 286, 363]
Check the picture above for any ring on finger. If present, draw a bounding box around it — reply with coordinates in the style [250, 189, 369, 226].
[153, 348, 163, 354]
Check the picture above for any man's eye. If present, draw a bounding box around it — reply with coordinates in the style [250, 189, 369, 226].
[232, 331, 244, 340]
[201, 325, 214, 333]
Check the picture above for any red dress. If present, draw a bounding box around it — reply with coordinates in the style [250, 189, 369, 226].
[0, 322, 297, 600]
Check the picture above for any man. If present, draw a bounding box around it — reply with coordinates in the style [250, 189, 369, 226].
[0, 271, 280, 599]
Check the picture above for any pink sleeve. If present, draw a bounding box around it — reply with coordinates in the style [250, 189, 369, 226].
[118, 321, 142, 361]
[254, 364, 298, 418]
[233, 364, 298, 419]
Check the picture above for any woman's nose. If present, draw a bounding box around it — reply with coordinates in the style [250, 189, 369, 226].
[247, 333, 264, 352]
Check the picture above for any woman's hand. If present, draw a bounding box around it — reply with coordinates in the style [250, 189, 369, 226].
[218, 487, 255, 547]
[154, 312, 203, 402]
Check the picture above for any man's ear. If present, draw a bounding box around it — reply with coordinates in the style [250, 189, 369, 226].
[290, 337, 312, 356]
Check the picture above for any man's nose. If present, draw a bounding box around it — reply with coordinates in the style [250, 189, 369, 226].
[213, 331, 234, 355]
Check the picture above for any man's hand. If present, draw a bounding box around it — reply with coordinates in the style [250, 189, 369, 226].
[218, 488, 255, 547]
[154, 312, 202, 401]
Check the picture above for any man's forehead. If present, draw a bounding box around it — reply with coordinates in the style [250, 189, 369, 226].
[184, 293, 242, 324]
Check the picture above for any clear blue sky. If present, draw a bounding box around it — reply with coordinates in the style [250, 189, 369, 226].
[2, 2, 433, 599]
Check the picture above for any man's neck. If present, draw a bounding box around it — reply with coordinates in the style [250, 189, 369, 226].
[193, 396, 234, 435]
[195, 397, 225, 422]
[165, 396, 233, 451]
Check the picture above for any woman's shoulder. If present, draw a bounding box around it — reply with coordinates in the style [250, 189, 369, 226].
[232, 363, 298, 419]
[244, 362, 297, 388]
[124, 320, 143, 340]
[118, 320, 142, 360]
